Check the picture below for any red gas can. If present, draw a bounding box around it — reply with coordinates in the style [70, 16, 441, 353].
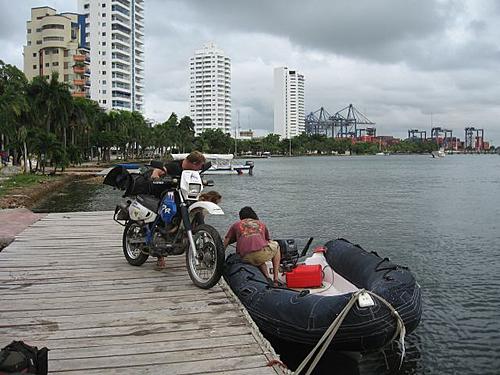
[285, 264, 323, 288]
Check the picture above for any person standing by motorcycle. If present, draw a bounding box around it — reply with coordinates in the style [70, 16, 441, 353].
[150, 150, 206, 179]
[224, 206, 281, 286]
[150, 151, 206, 269]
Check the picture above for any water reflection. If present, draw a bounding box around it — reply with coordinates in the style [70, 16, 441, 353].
[267, 333, 422, 374]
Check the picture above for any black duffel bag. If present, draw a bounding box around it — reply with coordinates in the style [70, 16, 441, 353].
[0, 341, 49, 375]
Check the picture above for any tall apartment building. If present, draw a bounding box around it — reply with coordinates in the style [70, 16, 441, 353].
[78, 0, 145, 112]
[189, 42, 231, 135]
[273, 67, 305, 138]
[23, 6, 90, 98]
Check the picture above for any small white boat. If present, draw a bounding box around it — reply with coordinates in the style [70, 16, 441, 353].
[171, 153, 254, 175]
[431, 148, 446, 158]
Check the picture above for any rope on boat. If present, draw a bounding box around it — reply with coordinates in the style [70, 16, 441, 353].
[293, 289, 406, 375]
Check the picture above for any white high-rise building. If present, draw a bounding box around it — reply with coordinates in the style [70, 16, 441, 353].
[189, 42, 231, 135]
[274, 67, 305, 138]
[78, 0, 145, 112]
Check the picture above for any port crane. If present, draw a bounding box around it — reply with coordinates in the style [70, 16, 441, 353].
[464, 126, 484, 152]
[431, 126, 453, 150]
[305, 104, 375, 138]
[407, 129, 427, 140]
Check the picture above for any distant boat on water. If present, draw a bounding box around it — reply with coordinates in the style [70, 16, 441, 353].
[431, 148, 446, 158]
[172, 153, 254, 175]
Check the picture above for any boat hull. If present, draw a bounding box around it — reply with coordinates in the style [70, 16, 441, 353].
[223, 238, 422, 352]
[203, 165, 253, 175]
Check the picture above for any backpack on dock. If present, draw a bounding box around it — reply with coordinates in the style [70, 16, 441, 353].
[0, 341, 49, 375]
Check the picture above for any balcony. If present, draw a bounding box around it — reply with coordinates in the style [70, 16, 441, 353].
[72, 91, 86, 98]
[73, 79, 85, 86]
[73, 54, 85, 62]
[73, 66, 85, 74]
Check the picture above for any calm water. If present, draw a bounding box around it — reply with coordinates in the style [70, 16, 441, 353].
[34, 155, 500, 374]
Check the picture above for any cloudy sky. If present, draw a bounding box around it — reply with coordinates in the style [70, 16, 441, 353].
[1, 0, 499, 144]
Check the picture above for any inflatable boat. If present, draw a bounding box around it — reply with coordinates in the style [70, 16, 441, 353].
[223, 238, 422, 352]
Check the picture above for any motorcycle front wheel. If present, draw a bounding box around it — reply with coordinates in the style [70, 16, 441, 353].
[186, 224, 224, 289]
[123, 221, 149, 266]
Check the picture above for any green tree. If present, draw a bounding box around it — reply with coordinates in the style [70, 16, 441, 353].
[28, 73, 73, 147]
[0, 60, 30, 170]
[177, 116, 195, 153]
[195, 129, 233, 153]
[261, 134, 282, 154]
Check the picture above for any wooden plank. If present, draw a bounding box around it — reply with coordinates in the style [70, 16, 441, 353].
[0, 291, 228, 311]
[18, 325, 253, 349]
[0, 211, 283, 374]
[50, 355, 277, 375]
[50, 346, 265, 371]
[0, 312, 248, 339]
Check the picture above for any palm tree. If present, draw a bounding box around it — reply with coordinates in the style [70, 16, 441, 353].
[28, 73, 73, 148]
[0, 60, 31, 171]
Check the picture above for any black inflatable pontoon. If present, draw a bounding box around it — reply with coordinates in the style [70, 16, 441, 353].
[223, 238, 422, 352]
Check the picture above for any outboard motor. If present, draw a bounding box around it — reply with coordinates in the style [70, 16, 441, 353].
[276, 239, 299, 272]
[276, 237, 314, 272]
[245, 160, 255, 175]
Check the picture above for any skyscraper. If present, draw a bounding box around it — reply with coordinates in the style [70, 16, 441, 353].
[273, 67, 305, 138]
[78, 0, 145, 112]
[23, 6, 90, 98]
[189, 42, 231, 136]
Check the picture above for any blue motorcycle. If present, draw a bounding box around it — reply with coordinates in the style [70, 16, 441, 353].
[106, 162, 225, 289]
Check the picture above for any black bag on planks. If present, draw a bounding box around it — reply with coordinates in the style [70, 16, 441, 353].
[0, 341, 49, 375]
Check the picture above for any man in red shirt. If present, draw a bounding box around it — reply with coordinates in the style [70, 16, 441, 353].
[224, 207, 281, 285]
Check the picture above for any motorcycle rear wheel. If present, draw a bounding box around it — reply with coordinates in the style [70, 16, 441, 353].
[186, 224, 224, 289]
[123, 221, 149, 266]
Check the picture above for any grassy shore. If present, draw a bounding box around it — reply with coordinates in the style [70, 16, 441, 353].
[0, 174, 79, 209]
[0, 174, 55, 197]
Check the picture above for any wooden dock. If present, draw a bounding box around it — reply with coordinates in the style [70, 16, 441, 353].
[0, 211, 284, 374]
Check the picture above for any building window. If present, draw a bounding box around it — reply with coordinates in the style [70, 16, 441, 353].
[102, 22, 106, 27]
[43, 36, 64, 42]
[52, 62, 59, 66]
[103, 100, 107, 104]
[102, 71, 106, 75]
[102, 13, 106, 17]
[27, 41, 31, 46]
[84, 3, 89, 9]
[102, 80, 106, 84]
[32, 52, 36, 57]
[33, 65, 37, 69]
[102, 61, 106, 65]
[64, 74, 69, 81]
[102, 90, 106, 94]
[45, 63, 50, 67]
[64, 50, 69, 57]
[102, 32, 106, 36]
[102, 3, 106, 7]
[42, 24, 64, 30]
[64, 62, 69, 68]
[102, 41, 106, 46]
[27, 29, 31, 34]
[36, 40, 42, 45]
[45, 50, 50, 55]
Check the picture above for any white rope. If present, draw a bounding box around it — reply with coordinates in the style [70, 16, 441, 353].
[293, 289, 407, 375]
